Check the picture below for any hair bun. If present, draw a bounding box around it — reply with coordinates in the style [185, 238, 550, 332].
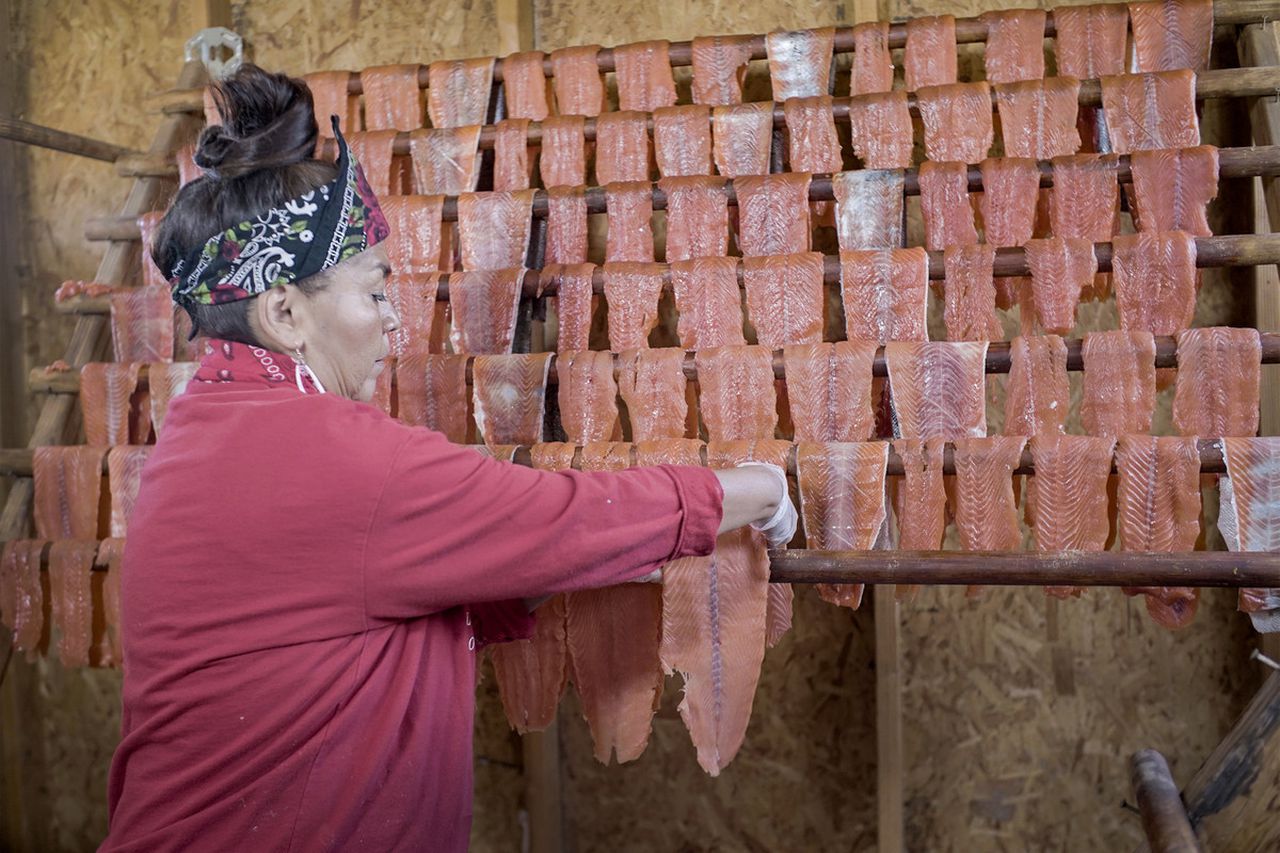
[193, 64, 318, 180]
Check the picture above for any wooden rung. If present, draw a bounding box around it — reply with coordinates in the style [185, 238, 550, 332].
[1130, 749, 1203, 853]
[0, 117, 137, 163]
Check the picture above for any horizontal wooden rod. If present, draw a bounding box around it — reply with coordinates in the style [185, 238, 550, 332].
[0, 117, 137, 163]
[146, 1, 1280, 113]
[767, 550, 1280, 587]
[93, 144, 1280, 232]
[1130, 749, 1203, 853]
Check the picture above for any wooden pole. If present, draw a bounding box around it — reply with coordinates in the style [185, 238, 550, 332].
[1130, 750, 1202, 853]
[0, 116, 137, 163]
[874, 583, 903, 853]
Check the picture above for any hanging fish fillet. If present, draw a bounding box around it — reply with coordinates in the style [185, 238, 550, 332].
[1053, 4, 1130, 80]
[766, 27, 835, 100]
[457, 190, 536, 271]
[48, 540, 97, 667]
[426, 58, 495, 128]
[1050, 153, 1120, 298]
[107, 446, 152, 538]
[613, 40, 678, 112]
[98, 538, 125, 666]
[982, 9, 1048, 84]
[33, 446, 106, 540]
[397, 353, 470, 441]
[409, 126, 482, 194]
[1081, 330, 1157, 436]
[839, 248, 929, 344]
[541, 263, 596, 352]
[831, 169, 905, 251]
[953, 436, 1027, 572]
[796, 441, 887, 609]
[917, 83, 995, 165]
[448, 268, 525, 355]
[783, 342, 876, 442]
[4, 540, 46, 661]
[742, 252, 825, 349]
[691, 35, 754, 106]
[847, 92, 914, 169]
[1129, 145, 1218, 236]
[695, 346, 778, 441]
[1111, 230, 1197, 336]
[891, 438, 947, 601]
[81, 362, 141, 447]
[558, 350, 620, 443]
[545, 186, 589, 264]
[943, 244, 1000, 342]
[381, 195, 445, 274]
[596, 111, 652, 185]
[303, 71, 359, 137]
[1128, 0, 1214, 72]
[604, 182, 656, 262]
[850, 21, 894, 96]
[995, 79, 1082, 160]
[711, 103, 775, 177]
[148, 361, 198, 437]
[1003, 334, 1069, 437]
[783, 96, 843, 174]
[347, 130, 399, 197]
[136, 212, 168, 290]
[1025, 237, 1097, 334]
[501, 51, 551, 121]
[1100, 70, 1200, 155]
[550, 45, 607, 117]
[1219, 438, 1280, 617]
[660, 176, 729, 262]
[653, 106, 714, 177]
[602, 262, 664, 351]
[1172, 327, 1261, 438]
[734, 173, 812, 257]
[540, 116, 587, 188]
[385, 273, 442, 357]
[1027, 434, 1115, 598]
[618, 348, 689, 440]
[670, 257, 746, 350]
[885, 341, 989, 440]
[493, 119, 532, 191]
[111, 286, 174, 363]
[472, 353, 552, 446]
[904, 15, 958, 91]
[918, 161, 978, 252]
[978, 157, 1040, 309]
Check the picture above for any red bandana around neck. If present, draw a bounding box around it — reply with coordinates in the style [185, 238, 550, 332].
[193, 339, 324, 394]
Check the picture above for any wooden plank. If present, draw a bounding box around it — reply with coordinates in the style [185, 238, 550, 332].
[874, 584, 903, 853]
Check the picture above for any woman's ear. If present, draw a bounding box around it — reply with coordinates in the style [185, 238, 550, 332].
[254, 284, 305, 352]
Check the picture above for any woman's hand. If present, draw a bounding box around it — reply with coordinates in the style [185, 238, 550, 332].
[713, 463, 799, 547]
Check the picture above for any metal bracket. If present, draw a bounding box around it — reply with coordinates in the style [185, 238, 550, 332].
[185, 27, 244, 80]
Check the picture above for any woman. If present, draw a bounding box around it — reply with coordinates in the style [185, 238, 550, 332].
[102, 66, 795, 851]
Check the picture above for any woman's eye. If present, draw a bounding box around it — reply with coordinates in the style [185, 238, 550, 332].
[372, 293, 388, 303]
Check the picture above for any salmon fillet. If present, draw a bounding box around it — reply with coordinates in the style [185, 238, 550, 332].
[48, 540, 97, 667]
[409, 126, 482, 194]
[81, 362, 141, 447]
[604, 181, 655, 262]
[670, 257, 747, 350]
[540, 115, 587, 188]
[98, 538, 126, 667]
[885, 341, 989, 440]
[500, 51, 551, 122]
[917, 83, 995, 164]
[847, 92, 914, 169]
[1129, 145, 1218, 236]
[695, 346, 778, 441]
[734, 173, 812, 256]
[472, 353, 552, 445]
[303, 71, 359, 137]
[107, 446, 152, 538]
[783, 341, 876, 442]
[1027, 434, 1115, 598]
[618, 348, 689, 439]
[427, 57, 494, 128]
[1219, 438, 1280, 615]
[33, 446, 105, 540]
[557, 350, 620, 443]
[595, 111, 652, 185]
[457, 190, 536, 271]
[660, 176, 729, 262]
[545, 186, 589, 264]
[904, 15, 958, 91]
[136, 212, 167, 290]
[995, 78, 1082, 160]
[766, 27, 835, 100]
[851, 21, 895, 96]
[613, 40, 677, 112]
[1050, 153, 1120, 298]
[370, 362, 394, 415]
[386, 273, 442, 357]
[784, 96, 843, 174]
[891, 437, 947, 601]
[654, 105, 714, 177]
[550, 45, 607, 117]
[742, 252, 825, 349]
[110, 286, 173, 363]
[711, 103, 774, 177]
[1111, 230, 1197, 336]
[381, 195, 445, 273]
[1081, 330, 1157, 435]
[1115, 435, 1203, 629]
[978, 157, 1040, 309]
[347, 130, 399, 196]
[1100, 70, 1200, 154]
[148, 361, 198, 437]
[1128, 0, 1214, 72]
[489, 593, 569, 733]
[448, 268, 524, 354]
[1025, 237, 1097, 334]
[1053, 4, 1130, 79]
[4, 540, 46, 661]
[797, 441, 889, 609]
[953, 435, 1026, 551]
[691, 35, 754, 106]
[602, 262, 664, 350]
[395, 353, 469, 440]
[840, 248, 929, 344]
[918, 161, 978, 251]
[1172, 327, 1261, 438]
[982, 9, 1048, 84]
[493, 119, 532, 191]
[542, 263, 597, 352]
[942, 244, 1000, 342]
[831, 169, 905, 250]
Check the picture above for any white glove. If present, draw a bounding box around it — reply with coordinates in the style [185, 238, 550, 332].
[736, 461, 798, 548]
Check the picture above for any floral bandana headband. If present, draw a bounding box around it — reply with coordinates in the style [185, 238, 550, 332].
[168, 116, 390, 308]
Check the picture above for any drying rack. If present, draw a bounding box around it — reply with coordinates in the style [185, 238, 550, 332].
[5, 3, 1280, 850]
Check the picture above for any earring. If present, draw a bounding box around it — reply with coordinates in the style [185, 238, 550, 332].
[292, 347, 327, 395]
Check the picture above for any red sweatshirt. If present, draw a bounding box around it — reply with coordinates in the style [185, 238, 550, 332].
[102, 340, 723, 851]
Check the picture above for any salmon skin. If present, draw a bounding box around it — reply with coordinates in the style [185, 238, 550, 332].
[380, 196, 445, 273]
[426, 57, 495, 128]
[303, 71, 359, 138]
[670, 257, 746, 350]
[396, 353, 470, 441]
[448, 268, 524, 355]
[1024, 237, 1098, 334]
[982, 9, 1047, 84]
[942, 244, 1001, 342]
[457, 190, 536, 271]
[1049, 153, 1120, 299]
[48, 540, 98, 667]
[612, 40, 677, 113]
[783, 342, 876, 442]
[540, 116, 587, 188]
[995, 78, 1082, 160]
[918, 161, 978, 252]
[602, 262, 664, 351]
[557, 351, 619, 443]
[1081, 330, 1157, 436]
[111, 286, 174, 363]
[1219, 438, 1280, 619]
[550, 45, 607, 117]
[953, 436, 1026, 595]
[783, 96, 843, 174]
[80, 362, 141, 447]
[618, 348, 689, 440]
[595, 111, 652, 185]
[107, 446, 153, 538]
[742, 252, 825, 349]
[766, 27, 836, 100]
[659, 176, 728, 262]
[711, 103, 774, 177]
[831, 169, 905, 251]
[1053, 4, 1129, 80]
[1129, 145, 1219, 236]
[1100, 70, 1200, 155]
[695, 346, 778, 442]
[471, 353, 552, 446]
[544, 186, 589, 264]
[2, 540, 47, 662]
[691, 35, 754, 106]
[499, 51, 551, 122]
[1172, 327, 1261, 438]
[33, 446, 106, 540]
[385, 273, 441, 358]
[848, 92, 914, 169]
[884, 341, 989, 440]
[541, 263, 596, 352]
[917, 83, 994, 164]
[148, 361, 199, 437]
[409, 126, 482, 194]
[1003, 334, 1070, 437]
[904, 15, 957, 91]
[891, 438, 947, 601]
[1128, 0, 1214, 72]
[347, 131, 398, 196]
[1111, 231, 1197, 337]
[1027, 435, 1115, 598]
[654, 106, 714, 178]
[604, 181, 655, 262]
[978, 156, 1040, 309]
[97, 538, 126, 667]
[839, 248, 929, 344]
[136, 212, 168, 290]
[733, 173, 813, 257]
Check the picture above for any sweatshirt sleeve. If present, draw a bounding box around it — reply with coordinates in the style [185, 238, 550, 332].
[361, 429, 723, 621]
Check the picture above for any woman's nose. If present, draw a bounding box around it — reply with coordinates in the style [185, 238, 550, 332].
[381, 302, 401, 333]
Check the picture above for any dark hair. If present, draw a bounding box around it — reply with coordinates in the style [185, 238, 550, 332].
[152, 64, 338, 345]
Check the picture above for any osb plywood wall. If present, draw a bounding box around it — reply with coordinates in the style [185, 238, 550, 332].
[3, 0, 1271, 850]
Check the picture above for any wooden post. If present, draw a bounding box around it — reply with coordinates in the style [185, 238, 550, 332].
[874, 584, 903, 853]
[1130, 750, 1202, 853]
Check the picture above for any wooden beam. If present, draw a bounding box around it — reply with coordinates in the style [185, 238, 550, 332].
[874, 583, 903, 853]
[0, 117, 136, 163]
[1130, 750, 1202, 853]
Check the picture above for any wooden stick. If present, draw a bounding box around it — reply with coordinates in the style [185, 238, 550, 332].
[1130, 750, 1203, 853]
[0, 117, 137, 163]
[91, 143, 1280, 234]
